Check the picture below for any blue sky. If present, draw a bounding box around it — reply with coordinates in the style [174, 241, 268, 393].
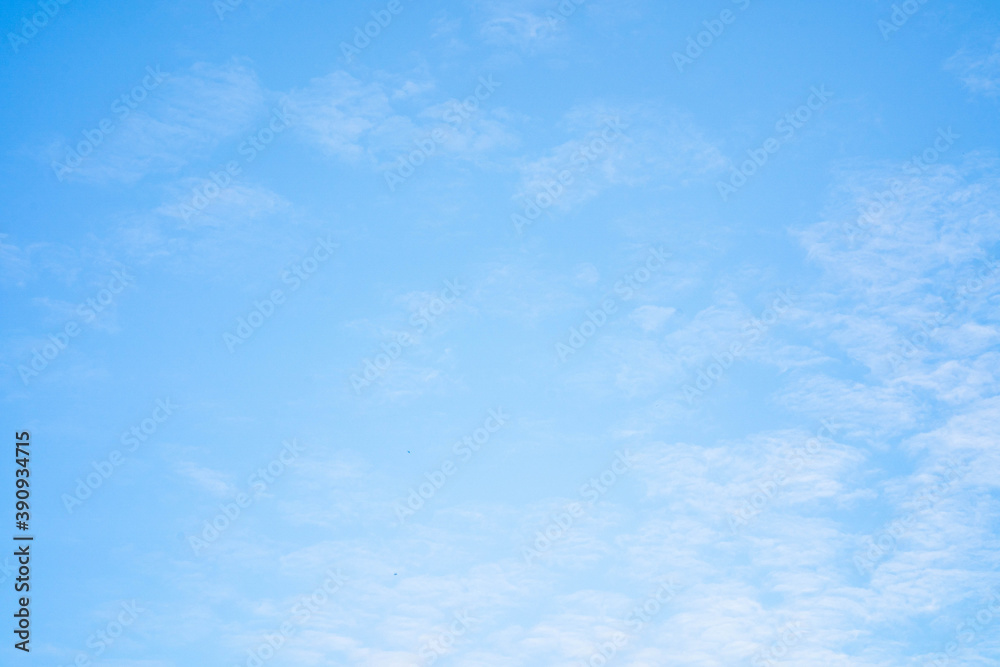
[3, 0, 1000, 664]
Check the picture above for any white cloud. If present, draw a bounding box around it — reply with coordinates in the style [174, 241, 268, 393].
[47, 60, 269, 184]
[630, 305, 675, 332]
[946, 37, 1000, 98]
[287, 71, 396, 162]
[514, 104, 726, 213]
[0, 234, 33, 287]
[480, 10, 559, 51]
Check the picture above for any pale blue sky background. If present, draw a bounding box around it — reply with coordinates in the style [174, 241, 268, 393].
[3, 0, 1000, 664]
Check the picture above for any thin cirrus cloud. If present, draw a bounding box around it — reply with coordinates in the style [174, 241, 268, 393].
[44, 60, 270, 185]
[286, 68, 518, 171]
[513, 104, 728, 213]
[946, 37, 1000, 97]
[6, 2, 1000, 665]
[285, 70, 397, 162]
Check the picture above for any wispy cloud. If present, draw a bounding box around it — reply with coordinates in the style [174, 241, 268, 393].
[947, 37, 1000, 98]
